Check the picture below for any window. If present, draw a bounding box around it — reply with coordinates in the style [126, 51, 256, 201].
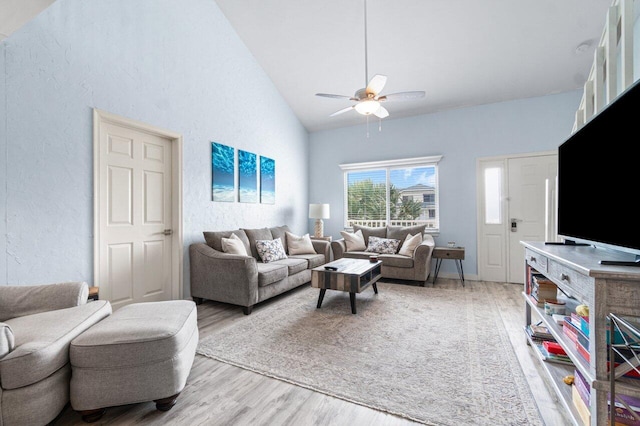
[340, 156, 441, 231]
[484, 167, 502, 225]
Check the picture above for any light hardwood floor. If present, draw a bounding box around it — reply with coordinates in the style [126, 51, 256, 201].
[54, 279, 570, 425]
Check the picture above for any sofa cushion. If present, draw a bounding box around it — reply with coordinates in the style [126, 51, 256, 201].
[379, 254, 415, 268]
[342, 251, 371, 260]
[365, 236, 401, 254]
[269, 225, 292, 253]
[353, 225, 387, 244]
[398, 233, 423, 257]
[256, 263, 289, 287]
[204, 230, 251, 255]
[386, 224, 427, 242]
[0, 322, 14, 358]
[221, 233, 249, 256]
[0, 300, 112, 390]
[243, 228, 274, 259]
[289, 253, 326, 269]
[270, 258, 308, 276]
[286, 232, 316, 255]
[256, 239, 288, 263]
[340, 229, 366, 252]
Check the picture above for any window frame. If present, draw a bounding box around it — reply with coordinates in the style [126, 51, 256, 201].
[340, 155, 442, 232]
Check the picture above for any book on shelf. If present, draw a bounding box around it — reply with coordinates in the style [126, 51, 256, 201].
[536, 340, 573, 365]
[552, 314, 566, 325]
[573, 368, 590, 406]
[527, 323, 554, 341]
[531, 274, 558, 301]
[572, 385, 591, 426]
[543, 340, 567, 356]
[563, 317, 579, 343]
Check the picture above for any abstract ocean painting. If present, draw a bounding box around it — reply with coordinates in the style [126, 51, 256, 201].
[260, 156, 275, 204]
[212, 142, 235, 202]
[238, 150, 258, 203]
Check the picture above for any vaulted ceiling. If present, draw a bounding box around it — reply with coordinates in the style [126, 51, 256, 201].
[214, 0, 614, 131]
[1, 0, 615, 132]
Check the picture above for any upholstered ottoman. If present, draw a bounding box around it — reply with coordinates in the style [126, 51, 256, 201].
[69, 300, 198, 422]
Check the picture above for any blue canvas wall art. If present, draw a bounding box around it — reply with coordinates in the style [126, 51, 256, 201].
[260, 156, 275, 204]
[238, 150, 258, 203]
[212, 142, 235, 202]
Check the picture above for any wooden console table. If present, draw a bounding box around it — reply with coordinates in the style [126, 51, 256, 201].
[521, 241, 640, 426]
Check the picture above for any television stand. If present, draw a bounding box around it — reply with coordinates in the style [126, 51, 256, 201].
[544, 239, 591, 246]
[600, 255, 640, 267]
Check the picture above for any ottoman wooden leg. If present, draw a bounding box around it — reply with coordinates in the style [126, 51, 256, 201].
[154, 393, 180, 411]
[78, 408, 106, 423]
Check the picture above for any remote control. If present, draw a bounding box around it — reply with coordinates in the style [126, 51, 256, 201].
[324, 266, 338, 271]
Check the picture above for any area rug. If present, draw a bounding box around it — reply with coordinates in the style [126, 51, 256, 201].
[196, 283, 543, 425]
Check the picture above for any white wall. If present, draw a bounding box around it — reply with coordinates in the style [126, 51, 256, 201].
[0, 0, 309, 290]
[309, 91, 583, 277]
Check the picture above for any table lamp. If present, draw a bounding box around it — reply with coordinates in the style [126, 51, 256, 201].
[309, 204, 330, 238]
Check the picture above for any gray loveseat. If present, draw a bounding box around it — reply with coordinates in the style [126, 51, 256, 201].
[0, 282, 112, 425]
[331, 224, 435, 285]
[190, 225, 330, 314]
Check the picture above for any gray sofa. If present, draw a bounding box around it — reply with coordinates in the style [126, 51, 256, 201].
[190, 225, 330, 314]
[0, 282, 112, 426]
[331, 224, 435, 285]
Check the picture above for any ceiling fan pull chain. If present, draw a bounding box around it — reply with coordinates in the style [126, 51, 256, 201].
[366, 115, 370, 138]
[379, 117, 382, 132]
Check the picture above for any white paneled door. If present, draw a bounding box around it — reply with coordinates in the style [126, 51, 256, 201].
[506, 154, 558, 283]
[477, 152, 557, 284]
[95, 111, 181, 310]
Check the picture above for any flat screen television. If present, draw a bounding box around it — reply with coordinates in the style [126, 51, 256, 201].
[557, 77, 640, 266]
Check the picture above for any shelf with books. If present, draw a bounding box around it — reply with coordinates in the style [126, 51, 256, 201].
[523, 292, 591, 380]
[522, 321, 582, 424]
[524, 326, 574, 365]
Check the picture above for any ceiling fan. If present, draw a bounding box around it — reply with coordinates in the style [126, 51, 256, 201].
[315, 0, 425, 120]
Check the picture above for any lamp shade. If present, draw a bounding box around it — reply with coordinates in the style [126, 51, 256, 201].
[309, 203, 330, 219]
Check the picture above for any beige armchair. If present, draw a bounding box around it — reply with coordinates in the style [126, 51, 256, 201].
[0, 282, 111, 425]
[331, 225, 435, 285]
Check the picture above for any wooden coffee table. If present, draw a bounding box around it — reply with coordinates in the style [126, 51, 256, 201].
[311, 258, 382, 314]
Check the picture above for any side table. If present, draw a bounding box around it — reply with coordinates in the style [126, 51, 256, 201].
[432, 246, 465, 286]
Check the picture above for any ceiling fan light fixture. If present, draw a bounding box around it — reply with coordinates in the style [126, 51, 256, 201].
[354, 100, 380, 115]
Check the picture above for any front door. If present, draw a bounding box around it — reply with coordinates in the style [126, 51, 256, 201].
[477, 152, 557, 284]
[506, 154, 558, 283]
[96, 113, 177, 309]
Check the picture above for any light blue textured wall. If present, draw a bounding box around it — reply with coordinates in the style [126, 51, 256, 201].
[309, 91, 583, 277]
[0, 44, 6, 284]
[1, 0, 309, 289]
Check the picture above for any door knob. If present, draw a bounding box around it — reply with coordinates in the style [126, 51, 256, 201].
[163, 229, 173, 236]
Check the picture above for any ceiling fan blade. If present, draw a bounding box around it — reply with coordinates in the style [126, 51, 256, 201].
[374, 106, 389, 119]
[329, 106, 355, 117]
[316, 93, 353, 100]
[366, 74, 387, 96]
[378, 91, 425, 102]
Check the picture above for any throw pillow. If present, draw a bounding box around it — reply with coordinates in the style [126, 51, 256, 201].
[255, 238, 288, 263]
[0, 322, 15, 358]
[340, 229, 366, 252]
[365, 236, 401, 254]
[398, 233, 422, 257]
[221, 233, 249, 256]
[387, 224, 427, 242]
[285, 232, 316, 255]
[352, 224, 387, 245]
